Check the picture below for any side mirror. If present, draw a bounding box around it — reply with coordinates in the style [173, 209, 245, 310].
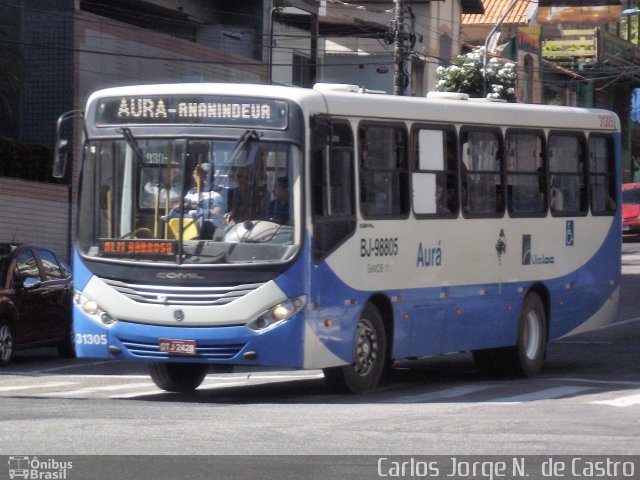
[17, 277, 42, 291]
[53, 139, 69, 179]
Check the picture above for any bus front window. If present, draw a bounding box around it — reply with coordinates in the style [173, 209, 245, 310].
[78, 138, 300, 265]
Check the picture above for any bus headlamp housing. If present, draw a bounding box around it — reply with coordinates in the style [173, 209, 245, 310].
[74, 291, 117, 326]
[247, 295, 307, 331]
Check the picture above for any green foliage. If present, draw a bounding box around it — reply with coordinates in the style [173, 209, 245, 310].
[435, 48, 517, 102]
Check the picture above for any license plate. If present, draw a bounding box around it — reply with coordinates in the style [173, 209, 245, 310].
[159, 339, 196, 355]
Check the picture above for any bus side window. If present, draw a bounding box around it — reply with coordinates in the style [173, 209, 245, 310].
[549, 132, 588, 216]
[311, 118, 356, 262]
[359, 124, 409, 218]
[460, 128, 504, 216]
[505, 130, 546, 216]
[588, 135, 616, 215]
[412, 126, 458, 216]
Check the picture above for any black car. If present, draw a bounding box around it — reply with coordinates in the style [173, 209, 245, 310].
[0, 243, 73, 365]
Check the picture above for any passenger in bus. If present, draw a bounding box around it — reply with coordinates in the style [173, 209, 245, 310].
[225, 165, 269, 225]
[186, 163, 226, 239]
[163, 163, 226, 239]
[267, 177, 290, 224]
[435, 179, 451, 214]
[550, 176, 564, 212]
[143, 163, 184, 209]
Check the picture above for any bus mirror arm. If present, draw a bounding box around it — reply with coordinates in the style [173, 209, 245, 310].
[53, 109, 84, 179]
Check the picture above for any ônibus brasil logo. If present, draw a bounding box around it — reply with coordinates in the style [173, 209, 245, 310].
[8, 456, 73, 480]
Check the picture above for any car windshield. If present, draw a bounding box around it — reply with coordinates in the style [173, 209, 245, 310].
[78, 136, 301, 265]
[622, 187, 640, 205]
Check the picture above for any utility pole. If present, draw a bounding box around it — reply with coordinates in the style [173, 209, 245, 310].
[393, 0, 412, 96]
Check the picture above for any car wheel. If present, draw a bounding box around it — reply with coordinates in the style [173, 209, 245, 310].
[149, 363, 209, 392]
[56, 327, 76, 359]
[0, 320, 14, 367]
[323, 303, 387, 394]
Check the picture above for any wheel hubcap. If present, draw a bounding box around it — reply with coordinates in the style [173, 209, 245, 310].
[0, 325, 12, 363]
[523, 310, 541, 360]
[354, 318, 378, 376]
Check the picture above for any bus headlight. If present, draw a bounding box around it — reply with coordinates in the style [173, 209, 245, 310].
[246, 295, 307, 331]
[74, 291, 117, 326]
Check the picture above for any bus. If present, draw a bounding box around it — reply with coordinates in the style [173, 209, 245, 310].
[54, 83, 621, 394]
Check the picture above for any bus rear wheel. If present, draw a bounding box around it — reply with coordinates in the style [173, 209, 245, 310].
[512, 292, 547, 377]
[473, 293, 546, 377]
[149, 363, 209, 392]
[323, 303, 387, 394]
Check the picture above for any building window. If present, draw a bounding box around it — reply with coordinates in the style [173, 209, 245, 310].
[439, 34, 452, 67]
[292, 53, 311, 88]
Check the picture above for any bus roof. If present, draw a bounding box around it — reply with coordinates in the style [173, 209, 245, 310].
[86, 83, 620, 133]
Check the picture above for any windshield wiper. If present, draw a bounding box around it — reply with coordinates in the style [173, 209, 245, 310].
[227, 129, 261, 166]
[116, 127, 144, 164]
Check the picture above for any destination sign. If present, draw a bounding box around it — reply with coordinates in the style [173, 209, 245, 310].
[99, 239, 176, 258]
[95, 95, 288, 129]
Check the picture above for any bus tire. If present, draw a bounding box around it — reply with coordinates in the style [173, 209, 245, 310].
[0, 320, 13, 367]
[472, 293, 546, 377]
[323, 303, 387, 394]
[149, 363, 209, 392]
[511, 292, 547, 377]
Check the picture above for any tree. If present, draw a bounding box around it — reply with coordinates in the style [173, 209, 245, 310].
[435, 47, 517, 102]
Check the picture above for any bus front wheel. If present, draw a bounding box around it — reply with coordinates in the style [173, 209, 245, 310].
[323, 303, 387, 394]
[149, 363, 209, 392]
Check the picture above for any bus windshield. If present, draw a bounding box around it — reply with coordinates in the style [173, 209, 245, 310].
[77, 136, 300, 265]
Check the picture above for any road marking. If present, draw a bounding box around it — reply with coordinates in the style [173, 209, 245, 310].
[590, 391, 640, 407]
[43, 382, 155, 397]
[386, 384, 497, 403]
[550, 377, 640, 387]
[482, 386, 593, 404]
[0, 381, 77, 392]
[110, 389, 164, 399]
[27, 360, 128, 374]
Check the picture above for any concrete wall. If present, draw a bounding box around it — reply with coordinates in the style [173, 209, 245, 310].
[0, 177, 70, 259]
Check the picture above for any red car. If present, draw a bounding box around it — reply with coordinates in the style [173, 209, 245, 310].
[0, 243, 74, 365]
[622, 182, 640, 240]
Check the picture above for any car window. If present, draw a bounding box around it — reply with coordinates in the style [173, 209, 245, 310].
[36, 249, 63, 281]
[60, 259, 72, 279]
[15, 250, 41, 282]
[622, 187, 640, 205]
[0, 256, 9, 285]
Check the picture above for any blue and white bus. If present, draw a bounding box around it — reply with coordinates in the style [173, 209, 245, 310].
[55, 83, 621, 393]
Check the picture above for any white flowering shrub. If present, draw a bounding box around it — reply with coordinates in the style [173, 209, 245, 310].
[435, 48, 517, 102]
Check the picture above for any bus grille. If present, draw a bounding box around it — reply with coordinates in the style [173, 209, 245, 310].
[120, 338, 244, 360]
[100, 277, 265, 306]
